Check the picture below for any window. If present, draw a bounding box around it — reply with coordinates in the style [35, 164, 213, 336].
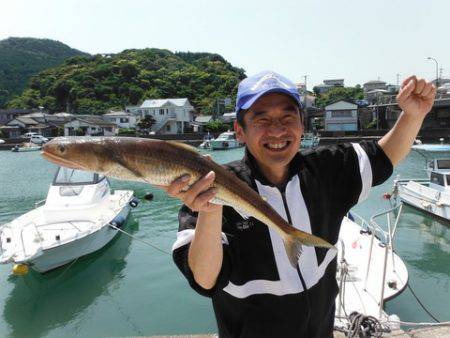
[160, 109, 165, 115]
[437, 160, 450, 169]
[120, 118, 129, 123]
[430, 172, 445, 186]
[331, 110, 353, 118]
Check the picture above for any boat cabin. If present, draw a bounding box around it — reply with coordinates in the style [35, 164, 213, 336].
[427, 159, 450, 190]
[45, 167, 110, 209]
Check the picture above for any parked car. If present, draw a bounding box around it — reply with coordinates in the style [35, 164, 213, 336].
[0, 139, 5, 144]
[21, 132, 38, 139]
[30, 135, 49, 145]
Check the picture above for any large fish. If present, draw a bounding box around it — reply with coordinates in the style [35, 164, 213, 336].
[42, 136, 335, 267]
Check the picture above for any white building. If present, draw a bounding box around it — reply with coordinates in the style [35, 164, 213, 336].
[325, 101, 358, 131]
[64, 116, 117, 136]
[314, 79, 345, 94]
[103, 110, 138, 129]
[139, 98, 194, 134]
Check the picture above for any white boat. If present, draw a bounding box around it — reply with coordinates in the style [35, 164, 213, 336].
[335, 207, 408, 332]
[198, 132, 214, 149]
[0, 167, 136, 273]
[11, 142, 42, 152]
[412, 138, 450, 153]
[393, 158, 450, 220]
[300, 132, 320, 149]
[209, 131, 243, 150]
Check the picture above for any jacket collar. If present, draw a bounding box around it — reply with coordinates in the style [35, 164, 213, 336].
[242, 147, 303, 189]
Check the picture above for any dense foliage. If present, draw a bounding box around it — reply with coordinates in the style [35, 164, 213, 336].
[7, 48, 246, 114]
[313, 85, 364, 108]
[0, 37, 89, 106]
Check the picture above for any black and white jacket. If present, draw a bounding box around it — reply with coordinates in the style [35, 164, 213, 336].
[172, 141, 393, 338]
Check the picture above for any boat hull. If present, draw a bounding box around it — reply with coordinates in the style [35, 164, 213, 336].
[398, 183, 450, 221]
[210, 140, 242, 150]
[22, 203, 131, 273]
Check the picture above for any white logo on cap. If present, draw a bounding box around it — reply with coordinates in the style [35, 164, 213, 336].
[250, 73, 290, 91]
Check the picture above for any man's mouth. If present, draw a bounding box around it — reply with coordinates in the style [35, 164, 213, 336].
[263, 141, 291, 151]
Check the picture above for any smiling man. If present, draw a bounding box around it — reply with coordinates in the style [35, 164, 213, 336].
[170, 70, 436, 338]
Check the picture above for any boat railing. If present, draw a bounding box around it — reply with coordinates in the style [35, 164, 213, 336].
[367, 203, 403, 318]
[16, 220, 94, 257]
[34, 199, 46, 208]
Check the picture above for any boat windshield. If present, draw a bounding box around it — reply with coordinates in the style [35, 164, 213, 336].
[430, 172, 445, 186]
[53, 167, 104, 186]
[218, 133, 235, 140]
[436, 159, 450, 169]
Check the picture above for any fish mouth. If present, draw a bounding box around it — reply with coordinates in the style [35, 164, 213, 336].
[41, 150, 84, 170]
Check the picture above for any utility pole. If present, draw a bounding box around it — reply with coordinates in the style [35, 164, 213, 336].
[302, 75, 308, 130]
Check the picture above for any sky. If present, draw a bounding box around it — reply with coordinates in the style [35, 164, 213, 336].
[0, 0, 448, 89]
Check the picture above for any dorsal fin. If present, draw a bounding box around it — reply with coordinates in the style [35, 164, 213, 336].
[167, 140, 199, 154]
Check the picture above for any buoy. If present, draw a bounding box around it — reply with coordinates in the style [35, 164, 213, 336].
[13, 264, 29, 276]
[144, 193, 154, 201]
[382, 193, 391, 200]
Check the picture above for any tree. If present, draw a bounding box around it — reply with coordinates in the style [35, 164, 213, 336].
[0, 89, 9, 108]
[314, 86, 364, 108]
[137, 115, 156, 131]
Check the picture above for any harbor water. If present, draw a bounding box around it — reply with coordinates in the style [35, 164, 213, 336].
[0, 147, 449, 337]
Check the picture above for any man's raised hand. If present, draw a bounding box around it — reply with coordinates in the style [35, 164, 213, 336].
[396, 76, 437, 118]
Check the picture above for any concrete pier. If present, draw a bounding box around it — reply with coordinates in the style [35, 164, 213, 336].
[146, 327, 450, 337]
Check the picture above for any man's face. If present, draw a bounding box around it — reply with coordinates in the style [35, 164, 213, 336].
[235, 93, 303, 173]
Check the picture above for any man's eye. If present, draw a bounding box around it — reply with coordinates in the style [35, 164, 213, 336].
[256, 118, 270, 124]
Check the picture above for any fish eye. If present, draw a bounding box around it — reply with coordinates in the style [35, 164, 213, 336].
[58, 145, 66, 153]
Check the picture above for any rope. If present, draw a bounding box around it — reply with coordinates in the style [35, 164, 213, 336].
[108, 222, 171, 255]
[406, 282, 441, 323]
[345, 312, 390, 337]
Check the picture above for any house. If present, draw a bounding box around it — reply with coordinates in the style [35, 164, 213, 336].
[363, 80, 387, 102]
[103, 110, 138, 129]
[314, 79, 345, 94]
[191, 115, 213, 133]
[0, 109, 37, 125]
[324, 101, 358, 131]
[6, 116, 55, 137]
[139, 98, 194, 134]
[64, 116, 117, 136]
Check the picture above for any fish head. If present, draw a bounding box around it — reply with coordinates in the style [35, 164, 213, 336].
[42, 137, 114, 173]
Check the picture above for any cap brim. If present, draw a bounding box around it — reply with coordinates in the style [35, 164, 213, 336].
[240, 88, 301, 110]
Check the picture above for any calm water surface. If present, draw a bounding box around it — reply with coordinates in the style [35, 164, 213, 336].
[0, 147, 448, 337]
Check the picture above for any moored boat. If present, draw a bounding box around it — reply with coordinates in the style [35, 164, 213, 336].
[11, 142, 41, 152]
[0, 167, 136, 273]
[335, 207, 408, 332]
[392, 158, 450, 221]
[209, 131, 243, 150]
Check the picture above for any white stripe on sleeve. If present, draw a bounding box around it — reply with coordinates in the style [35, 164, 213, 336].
[351, 143, 373, 202]
[172, 229, 229, 252]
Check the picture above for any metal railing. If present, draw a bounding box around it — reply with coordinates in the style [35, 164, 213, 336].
[342, 206, 403, 318]
[1, 219, 94, 259]
[367, 203, 403, 317]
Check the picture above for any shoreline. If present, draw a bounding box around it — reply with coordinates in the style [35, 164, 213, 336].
[3, 134, 450, 151]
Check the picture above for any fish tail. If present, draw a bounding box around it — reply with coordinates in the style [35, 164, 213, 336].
[282, 229, 336, 268]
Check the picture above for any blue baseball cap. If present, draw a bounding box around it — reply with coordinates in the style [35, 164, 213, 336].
[235, 70, 302, 115]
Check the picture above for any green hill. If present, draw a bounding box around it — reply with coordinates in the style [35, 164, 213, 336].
[0, 37, 89, 107]
[6, 48, 246, 114]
